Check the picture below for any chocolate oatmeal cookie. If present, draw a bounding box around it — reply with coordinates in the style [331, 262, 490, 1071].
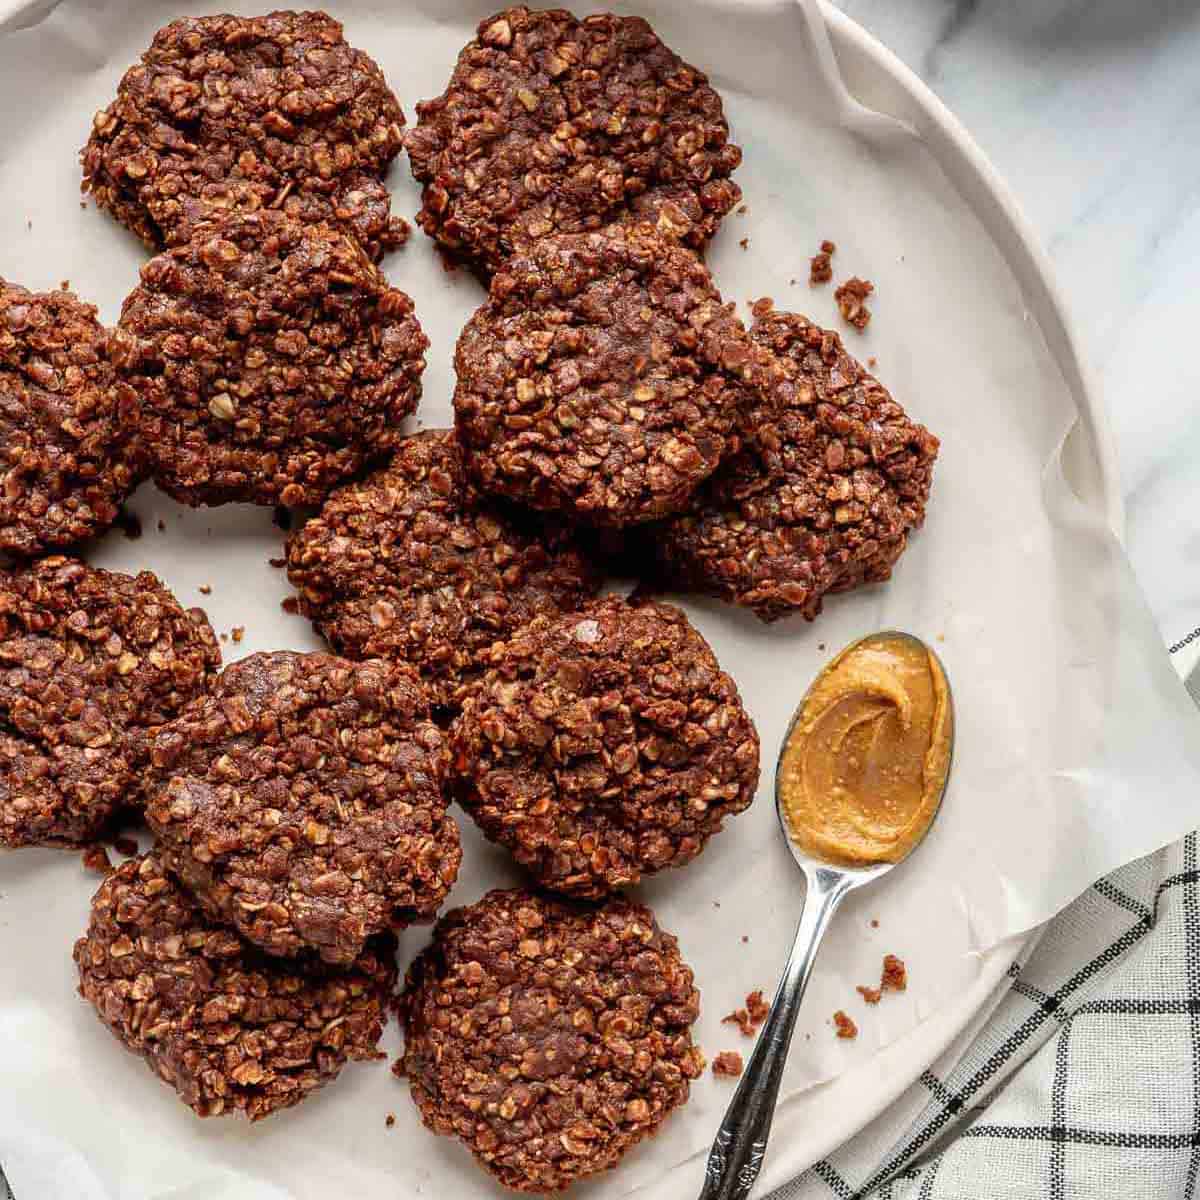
[0, 557, 219, 848]
[449, 596, 759, 896]
[82, 11, 408, 260]
[453, 222, 760, 527]
[406, 6, 742, 276]
[113, 211, 427, 507]
[75, 853, 397, 1120]
[0, 280, 142, 555]
[651, 306, 939, 621]
[146, 650, 460, 966]
[286, 429, 602, 715]
[400, 887, 704, 1192]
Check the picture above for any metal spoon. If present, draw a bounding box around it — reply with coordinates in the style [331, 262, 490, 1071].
[698, 632, 954, 1200]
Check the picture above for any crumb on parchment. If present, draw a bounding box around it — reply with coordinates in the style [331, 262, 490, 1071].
[833, 1010, 858, 1039]
[835, 276, 874, 331]
[712, 1051, 744, 1077]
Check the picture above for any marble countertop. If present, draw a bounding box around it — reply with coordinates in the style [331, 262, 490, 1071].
[832, 0, 1200, 663]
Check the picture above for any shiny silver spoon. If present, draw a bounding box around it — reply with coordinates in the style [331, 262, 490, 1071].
[698, 632, 954, 1200]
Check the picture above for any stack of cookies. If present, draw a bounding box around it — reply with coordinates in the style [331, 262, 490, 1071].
[0, 6, 940, 1193]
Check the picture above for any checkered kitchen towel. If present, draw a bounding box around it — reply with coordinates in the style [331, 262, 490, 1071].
[770, 831, 1200, 1199]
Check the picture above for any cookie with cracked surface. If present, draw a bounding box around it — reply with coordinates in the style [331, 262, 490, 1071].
[82, 10, 408, 260]
[113, 211, 427, 508]
[448, 595, 759, 897]
[399, 887, 704, 1192]
[286, 429, 602, 716]
[74, 853, 397, 1121]
[146, 650, 460, 966]
[0, 557, 219, 848]
[650, 305, 939, 621]
[0, 280, 142, 555]
[407, 7, 741, 277]
[453, 222, 761, 527]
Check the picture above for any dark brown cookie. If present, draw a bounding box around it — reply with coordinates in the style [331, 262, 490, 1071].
[400, 887, 704, 1192]
[0, 281, 142, 555]
[286, 429, 602, 716]
[74, 853, 397, 1121]
[113, 211, 427, 508]
[651, 306, 940, 621]
[145, 650, 460, 966]
[82, 11, 408, 261]
[453, 222, 760, 527]
[406, 6, 742, 276]
[448, 595, 759, 896]
[0, 557, 220, 848]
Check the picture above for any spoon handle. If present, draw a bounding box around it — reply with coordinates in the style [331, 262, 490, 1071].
[697, 867, 855, 1200]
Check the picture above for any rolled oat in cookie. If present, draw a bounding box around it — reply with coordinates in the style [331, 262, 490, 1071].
[650, 305, 939, 621]
[0, 557, 219, 848]
[146, 650, 460, 966]
[286, 429, 601, 716]
[399, 887, 704, 1192]
[449, 595, 759, 897]
[406, 6, 742, 277]
[114, 211, 427, 508]
[0, 280, 142, 555]
[453, 221, 762, 527]
[82, 11, 409, 260]
[75, 853, 397, 1121]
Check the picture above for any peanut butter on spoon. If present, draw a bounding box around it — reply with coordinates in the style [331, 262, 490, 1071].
[778, 632, 953, 866]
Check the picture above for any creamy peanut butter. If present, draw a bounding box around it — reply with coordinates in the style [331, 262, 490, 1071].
[778, 633, 952, 866]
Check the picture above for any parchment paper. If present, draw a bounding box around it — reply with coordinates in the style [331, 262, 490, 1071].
[2, 1, 1200, 1197]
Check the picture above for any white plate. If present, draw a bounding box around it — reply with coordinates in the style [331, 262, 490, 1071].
[0, 1, 1149, 1198]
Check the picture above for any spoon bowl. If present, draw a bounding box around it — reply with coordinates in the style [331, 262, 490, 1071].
[698, 632, 954, 1200]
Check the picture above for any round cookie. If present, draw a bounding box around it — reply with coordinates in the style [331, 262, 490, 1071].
[453, 222, 761, 527]
[0, 557, 220, 848]
[407, 6, 741, 276]
[82, 11, 408, 261]
[75, 853, 397, 1121]
[0, 280, 142, 555]
[448, 596, 759, 896]
[286, 429, 602, 716]
[400, 887, 704, 1192]
[146, 650, 460, 966]
[652, 305, 940, 621]
[113, 211, 428, 508]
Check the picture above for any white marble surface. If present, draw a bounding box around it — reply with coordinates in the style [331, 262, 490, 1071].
[831, 0, 1200, 662]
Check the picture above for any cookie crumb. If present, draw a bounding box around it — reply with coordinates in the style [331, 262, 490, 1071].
[231, 626, 245, 643]
[268, 556, 287, 568]
[818, 643, 826, 652]
[746, 990, 768, 1025]
[833, 1010, 858, 1039]
[81, 845, 113, 875]
[737, 204, 747, 214]
[856, 985, 882, 1005]
[722, 1008, 753, 1037]
[739, 237, 749, 250]
[220, 633, 229, 643]
[809, 240, 835, 285]
[868, 356, 877, 368]
[741, 934, 749, 944]
[870, 918, 879, 928]
[712, 1051, 744, 1077]
[835, 277, 874, 331]
[281, 596, 300, 615]
[385, 1113, 396, 1128]
[882, 953, 907, 992]
[156, 519, 166, 532]
[198, 585, 212, 596]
